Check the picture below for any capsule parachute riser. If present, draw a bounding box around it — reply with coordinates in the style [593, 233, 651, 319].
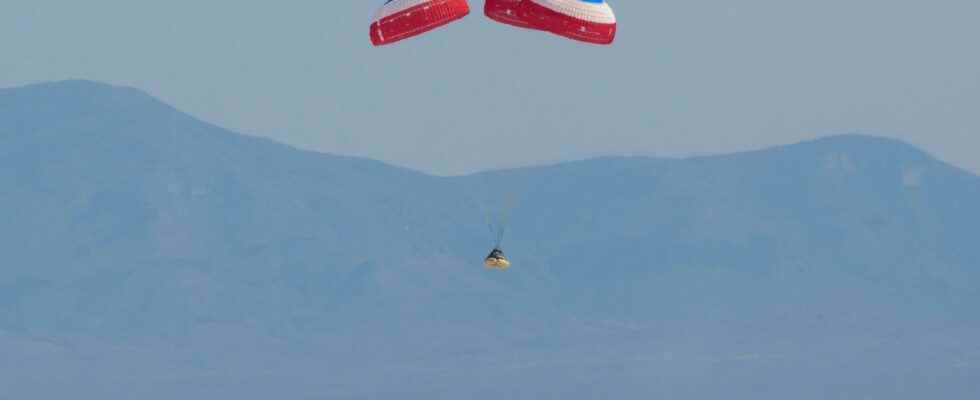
[370, 0, 471, 46]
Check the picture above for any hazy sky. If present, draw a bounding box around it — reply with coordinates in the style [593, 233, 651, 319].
[2, 1, 978, 175]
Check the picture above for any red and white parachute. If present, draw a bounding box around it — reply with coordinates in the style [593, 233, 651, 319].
[484, 0, 541, 30]
[370, 0, 616, 46]
[370, 0, 471, 46]
[486, 0, 616, 45]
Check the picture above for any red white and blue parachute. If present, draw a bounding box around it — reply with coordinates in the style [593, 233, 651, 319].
[370, 0, 615, 46]
[485, 0, 616, 45]
[370, 0, 471, 46]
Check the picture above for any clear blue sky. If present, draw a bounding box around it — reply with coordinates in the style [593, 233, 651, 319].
[2, 1, 978, 175]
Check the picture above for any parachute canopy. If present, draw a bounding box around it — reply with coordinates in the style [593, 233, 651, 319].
[485, 0, 617, 45]
[484, 0, 542, 30]
[484, 248, 511, 269]
[370, 0, 471, 46]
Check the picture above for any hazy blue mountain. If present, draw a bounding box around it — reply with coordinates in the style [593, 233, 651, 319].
[2, 80, 979, 399]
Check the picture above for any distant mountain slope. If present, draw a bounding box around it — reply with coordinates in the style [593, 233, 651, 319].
[1, 80, 978, 400]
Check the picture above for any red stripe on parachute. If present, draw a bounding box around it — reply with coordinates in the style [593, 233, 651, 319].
[484, 0, 543, 31]
[370, 0, 471, 46]
[485, 0, 616, 45]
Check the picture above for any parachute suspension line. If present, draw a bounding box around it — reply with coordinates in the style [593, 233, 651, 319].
[462, 181, 501, 246]
[495, 210, 507, 248]
[494, 192, 517, 248]
[485, 209, 496, 238]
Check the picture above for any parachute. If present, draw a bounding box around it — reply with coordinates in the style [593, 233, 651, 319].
[485, 0, 617, 45]
[371, 0, 617, 46]
[370, 0, 471, 46]
[484, 0, 542, 30]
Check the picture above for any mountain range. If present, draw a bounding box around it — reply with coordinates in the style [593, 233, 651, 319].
[1, 80, 978, 399]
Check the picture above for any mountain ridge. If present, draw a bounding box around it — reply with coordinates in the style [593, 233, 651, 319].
[2, 80, 979, 400]
[5, 80, 973, 180]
